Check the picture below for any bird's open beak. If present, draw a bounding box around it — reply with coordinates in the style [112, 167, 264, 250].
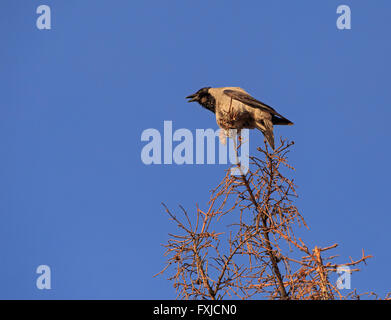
[186, 93, 198, 102]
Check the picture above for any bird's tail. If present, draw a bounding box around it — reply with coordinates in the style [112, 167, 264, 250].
[272, 115, 294, 126]
[256, 119, 275, 150]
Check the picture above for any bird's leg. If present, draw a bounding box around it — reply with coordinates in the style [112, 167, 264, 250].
[237, 129, 242, 149]
[219, 128, 227, 145]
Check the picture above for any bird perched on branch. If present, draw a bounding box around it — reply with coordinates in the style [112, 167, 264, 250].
[186, 87, 293, 149]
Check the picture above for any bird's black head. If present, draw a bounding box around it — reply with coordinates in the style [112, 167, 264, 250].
[186, 87, 216, 113]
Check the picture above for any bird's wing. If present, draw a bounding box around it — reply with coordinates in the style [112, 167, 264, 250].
[223, 89, 291, 122]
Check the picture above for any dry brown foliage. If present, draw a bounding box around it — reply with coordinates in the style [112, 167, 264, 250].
[156, 138, 384, 300]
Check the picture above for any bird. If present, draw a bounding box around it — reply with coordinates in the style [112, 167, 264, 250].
[186, 87, 293, 149]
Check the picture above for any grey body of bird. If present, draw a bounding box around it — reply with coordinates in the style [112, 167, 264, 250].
[186, 86, 293, 149]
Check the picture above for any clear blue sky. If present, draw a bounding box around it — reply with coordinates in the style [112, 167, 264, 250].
[1, 0, 390, 299]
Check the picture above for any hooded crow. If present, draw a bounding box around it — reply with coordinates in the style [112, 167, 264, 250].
[186, 87, 293, 149]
